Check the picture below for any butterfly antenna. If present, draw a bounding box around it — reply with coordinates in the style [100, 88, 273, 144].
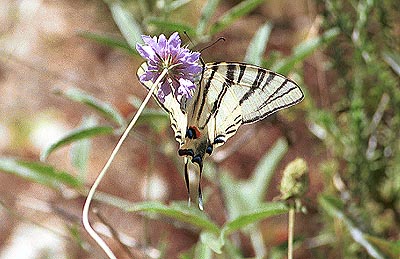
[183, 31, 206, 67]
[183, 31, 195, 47]
[198, 37, 225, 68]
[199, 37, 226, 53]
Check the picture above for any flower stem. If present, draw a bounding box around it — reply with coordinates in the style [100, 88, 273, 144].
[82, 68, 168, 259]
[288, 206, 295, 259]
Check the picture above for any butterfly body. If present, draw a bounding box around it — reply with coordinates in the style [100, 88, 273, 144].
[137, 61, 304, 208]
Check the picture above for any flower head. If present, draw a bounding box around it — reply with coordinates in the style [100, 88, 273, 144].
[280, 158, 308, 201]
[136, 32, 202, 103]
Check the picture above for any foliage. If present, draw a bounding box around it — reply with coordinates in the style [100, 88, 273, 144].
[308, 0, 400, 258]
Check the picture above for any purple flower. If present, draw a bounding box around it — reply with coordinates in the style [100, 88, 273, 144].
[136, 32, 202, 103]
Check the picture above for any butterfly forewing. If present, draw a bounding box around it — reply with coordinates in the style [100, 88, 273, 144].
[204, 62, 304, 124]
[138, 61, 303, 147]
[197, 62, 304, 146]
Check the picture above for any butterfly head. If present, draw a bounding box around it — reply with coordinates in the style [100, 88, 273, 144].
[178, 126, 214, 168]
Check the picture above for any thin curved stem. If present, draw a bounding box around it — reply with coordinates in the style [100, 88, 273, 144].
[82, 68, 168, 259]
[288, 207, 295, 259]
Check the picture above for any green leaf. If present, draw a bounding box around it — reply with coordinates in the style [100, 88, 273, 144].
[146, 18, 195, 35]
[137, 109, 170, 133]
[78, 31, 137, 55]
[67, 224, 86, 249]
[246, 138, 288, 204]
[70, 117, 96, 180]
[166, 0, 193, 12]
[196, 0, 220, 36]
[222, 202, 288, 236]
[364, 235, 400, 258]
[71, 137, 90, 179]
[0, 158, 82, 189]
[124, 201, 220, 234]
[128, 95, 169, 132]
[220, 138, 288, 219]
[210, 0, 265, 35]
[319, 195, 386, 259]
[244, 22, 272, 66]
[273, 27, 340, 74]
[200, 231, 223, 254]
[40, 126, 113, 162]
[107, 1, 143, 48]
[55, 87, 126, 129]
[193, 238, 213, 259]
[382, 50, 400, 76]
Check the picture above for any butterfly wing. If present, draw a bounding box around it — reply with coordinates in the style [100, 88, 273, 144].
[137, 61, 303, 210]
[199, 62, 304, 146]
[137, 62, 188, 144]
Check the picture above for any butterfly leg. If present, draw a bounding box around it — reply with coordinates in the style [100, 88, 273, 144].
[184, 159, 191, 207]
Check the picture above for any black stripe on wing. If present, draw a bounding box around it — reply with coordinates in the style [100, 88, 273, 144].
[196, 66, 217, 121]
[200, 64, 236, 128]
[244, 77, 304, 123]
[239, 67, 266, 105]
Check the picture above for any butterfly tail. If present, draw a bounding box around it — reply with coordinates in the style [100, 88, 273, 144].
[198, 162, 204, 211]
[184, 158, 191, 207]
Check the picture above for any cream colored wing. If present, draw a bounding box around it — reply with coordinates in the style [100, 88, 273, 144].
[137, 62, 188, 144]
[198, 62, 304, 145]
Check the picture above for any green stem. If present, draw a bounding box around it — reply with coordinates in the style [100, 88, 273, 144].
[82, 68, 168, 259]
[250, 226, 266, 258]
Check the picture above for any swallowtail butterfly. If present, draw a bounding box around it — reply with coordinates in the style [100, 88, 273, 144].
[137, 61, 304, 209]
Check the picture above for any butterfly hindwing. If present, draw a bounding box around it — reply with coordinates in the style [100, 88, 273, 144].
[137, 62, 188, 144]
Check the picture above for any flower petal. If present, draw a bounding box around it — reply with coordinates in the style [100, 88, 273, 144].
[177, 78, 196, 99]
[136, 44, 156, 61]
[142, 35, 158, 51]
[168, 32, 181, 49]
[138, 32, 202, 104]
[157, 80, 172, 103]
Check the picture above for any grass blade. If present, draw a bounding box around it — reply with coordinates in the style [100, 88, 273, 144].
[222, 202, 288, 236]
[124, 201, 220, 234]
[71, 135, 91, 181]
[78, 31, 137, 55]
[196, 0, 220, 36]
[128, 95, 169, 132]
[137, 109, 169, 133]
[40, 126, 113, 162]
[193, 239, 213, 259]
[200, 231, 223, 254]
[55, 87, 126, 129]
[364, 235, 400, 258]
[319, 195, 386, 259]
[273, 27, 340, 74]
[382, 50, 400, 76]
[70, 117, 98, 180]
[246, 138, 288, 204]
[0, 158, 82, 189]
[220, 138, 288, 219]
[108, 1, 143, 48]
[210, 0, 265, 35]
[244, 22, 272, 66]
[146, 18, 195, 35]
[166, 0, 192, 12]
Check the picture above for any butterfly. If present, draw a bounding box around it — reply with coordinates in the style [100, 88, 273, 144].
[137, 61, 304, 209]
